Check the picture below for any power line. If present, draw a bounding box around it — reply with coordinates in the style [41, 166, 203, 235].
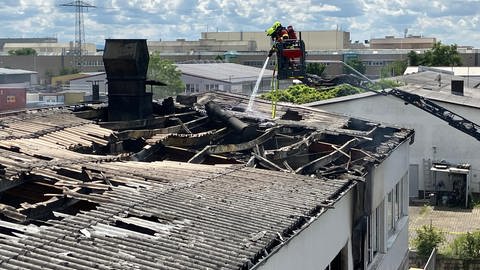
[60, 1, 96, 71]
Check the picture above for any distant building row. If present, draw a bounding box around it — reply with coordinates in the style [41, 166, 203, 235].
[0, 32, 440, 55]
[1, 30, 477, 84]
[0, 38, 97, 55]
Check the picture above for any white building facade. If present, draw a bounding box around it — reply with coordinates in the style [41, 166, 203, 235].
[253, 139, 411, 270]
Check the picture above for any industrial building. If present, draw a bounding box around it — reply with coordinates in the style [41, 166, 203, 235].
[0, 37, 58, 52]
[0, 68, 37, 111]
[1, 29, 480, 83]
[202, 30, 351, 51]
[0, 39, 414, 270]
[369, 36, 436, 49]
[0, 87, 26, 111]
[51, 72, 106, 101]
[307, 69, 480, 205]
[3, 42, 97, 55]
[176, 63, 290, 95]
[0, 91, 413, 270]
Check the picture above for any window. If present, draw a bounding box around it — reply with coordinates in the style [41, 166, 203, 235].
[387, 191, 393, 234]
[395, 182, 400, 223]
[205, 84, 219, 91]
[6, 96, 16, 103]
[401, 173, 408, 217]
[368, 207, 380, 264]
[185, 84, 199, 93]
[387, 176, 408, 239]
[366, 61, 385, 66]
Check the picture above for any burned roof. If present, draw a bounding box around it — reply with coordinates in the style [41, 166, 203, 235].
[0, 93, 413, 269]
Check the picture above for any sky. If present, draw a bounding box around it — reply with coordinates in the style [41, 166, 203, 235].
[1, 0, 480, 48]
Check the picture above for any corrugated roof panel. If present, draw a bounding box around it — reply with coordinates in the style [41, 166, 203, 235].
[0, 161, 353, 269]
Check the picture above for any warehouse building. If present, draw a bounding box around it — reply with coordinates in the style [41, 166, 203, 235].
[0, 68, 37, 111]
[0, 88, 413, 269]
[176, 62, 290, 95]
[307, 70, 480, 204]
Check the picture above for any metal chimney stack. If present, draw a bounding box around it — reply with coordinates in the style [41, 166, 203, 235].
[103, 39, 153, 121]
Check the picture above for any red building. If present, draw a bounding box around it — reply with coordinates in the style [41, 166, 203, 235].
[0, 87, 26, 111]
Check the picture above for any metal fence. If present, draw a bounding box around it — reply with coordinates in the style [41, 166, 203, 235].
[424, 248, 437, 270]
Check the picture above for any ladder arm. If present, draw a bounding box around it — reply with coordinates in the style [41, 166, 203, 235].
[387, 88, 480, 141]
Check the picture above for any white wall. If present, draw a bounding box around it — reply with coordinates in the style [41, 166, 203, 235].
[371, 140, 410, 207]
[370, 141, 410, 270]
[313, 94, 480, 193]
[70, 74, 107, 95]
[254, 189, 354, 270]
[253, 138, 410, 270]
[374, 218, 409, 270]
[181, 74, 230, 93]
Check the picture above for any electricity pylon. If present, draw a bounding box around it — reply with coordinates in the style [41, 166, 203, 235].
[60, 1, 96, 71]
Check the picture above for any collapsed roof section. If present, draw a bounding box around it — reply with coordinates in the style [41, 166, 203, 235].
[0, 92, 413, 269]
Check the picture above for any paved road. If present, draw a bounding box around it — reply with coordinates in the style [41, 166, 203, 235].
[409, 205, 480, 247]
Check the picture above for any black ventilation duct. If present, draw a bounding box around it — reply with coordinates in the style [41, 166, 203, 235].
[103, 39, 152, 121]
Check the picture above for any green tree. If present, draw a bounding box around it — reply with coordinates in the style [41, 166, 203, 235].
[345, 58, 366, 74]
[413, 224, 446, 258]
[44, 69, 54, 85]
[147, 52, 185, 99]
[407, 51, 422, 66]
[381, 60, 407, 78]
[306, 62, 326, 76]
[8, 48, 37, 56]
[407, 42, 462, 67]
[446, 231, 480, 259]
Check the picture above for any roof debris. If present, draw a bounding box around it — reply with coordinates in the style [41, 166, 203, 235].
[0, 92, 413, 269]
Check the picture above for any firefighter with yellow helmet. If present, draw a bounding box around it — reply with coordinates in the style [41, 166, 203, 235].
[266, 21, 297, 57]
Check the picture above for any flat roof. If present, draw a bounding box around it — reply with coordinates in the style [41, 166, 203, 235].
[405, 66, 480, 76]
[176, 63, 273, 84]
[0, 67, 37, 75]
[306, 70, 480, 109]
[398, 71, 480, 108]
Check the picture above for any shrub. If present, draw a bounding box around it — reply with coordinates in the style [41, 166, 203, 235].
[445, 231, 480, 259]
[260, 84, 364, 104]
[413, 224, 446, 258]
[367, 79, 404, 91]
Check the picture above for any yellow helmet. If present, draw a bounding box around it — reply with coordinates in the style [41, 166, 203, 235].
[266, 27, 275, 36]
[266, 21, 282, 36]
[272, 21, 281, 29]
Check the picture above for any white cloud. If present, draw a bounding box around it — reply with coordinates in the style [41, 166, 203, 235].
[0, 0, 478, 48]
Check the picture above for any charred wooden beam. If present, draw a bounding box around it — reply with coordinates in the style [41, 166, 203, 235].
[265, 131, 324, 160]
[208, 127, 277, 155]
[188, 127, 278, 164]
[132, 127, 229, 162]
[72, 107, 106, 120]
[114, 116, 208, 141]
[148, 128, 229, 148]
[130, 143, 164, 162]
[63, 189, 113, 204]
[252, 153, 287, 172]
[99, 111, 197, 131]
[282, 161, 295, 173]
[296, 138, 362, 174]
[0, 204, 26, 222]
